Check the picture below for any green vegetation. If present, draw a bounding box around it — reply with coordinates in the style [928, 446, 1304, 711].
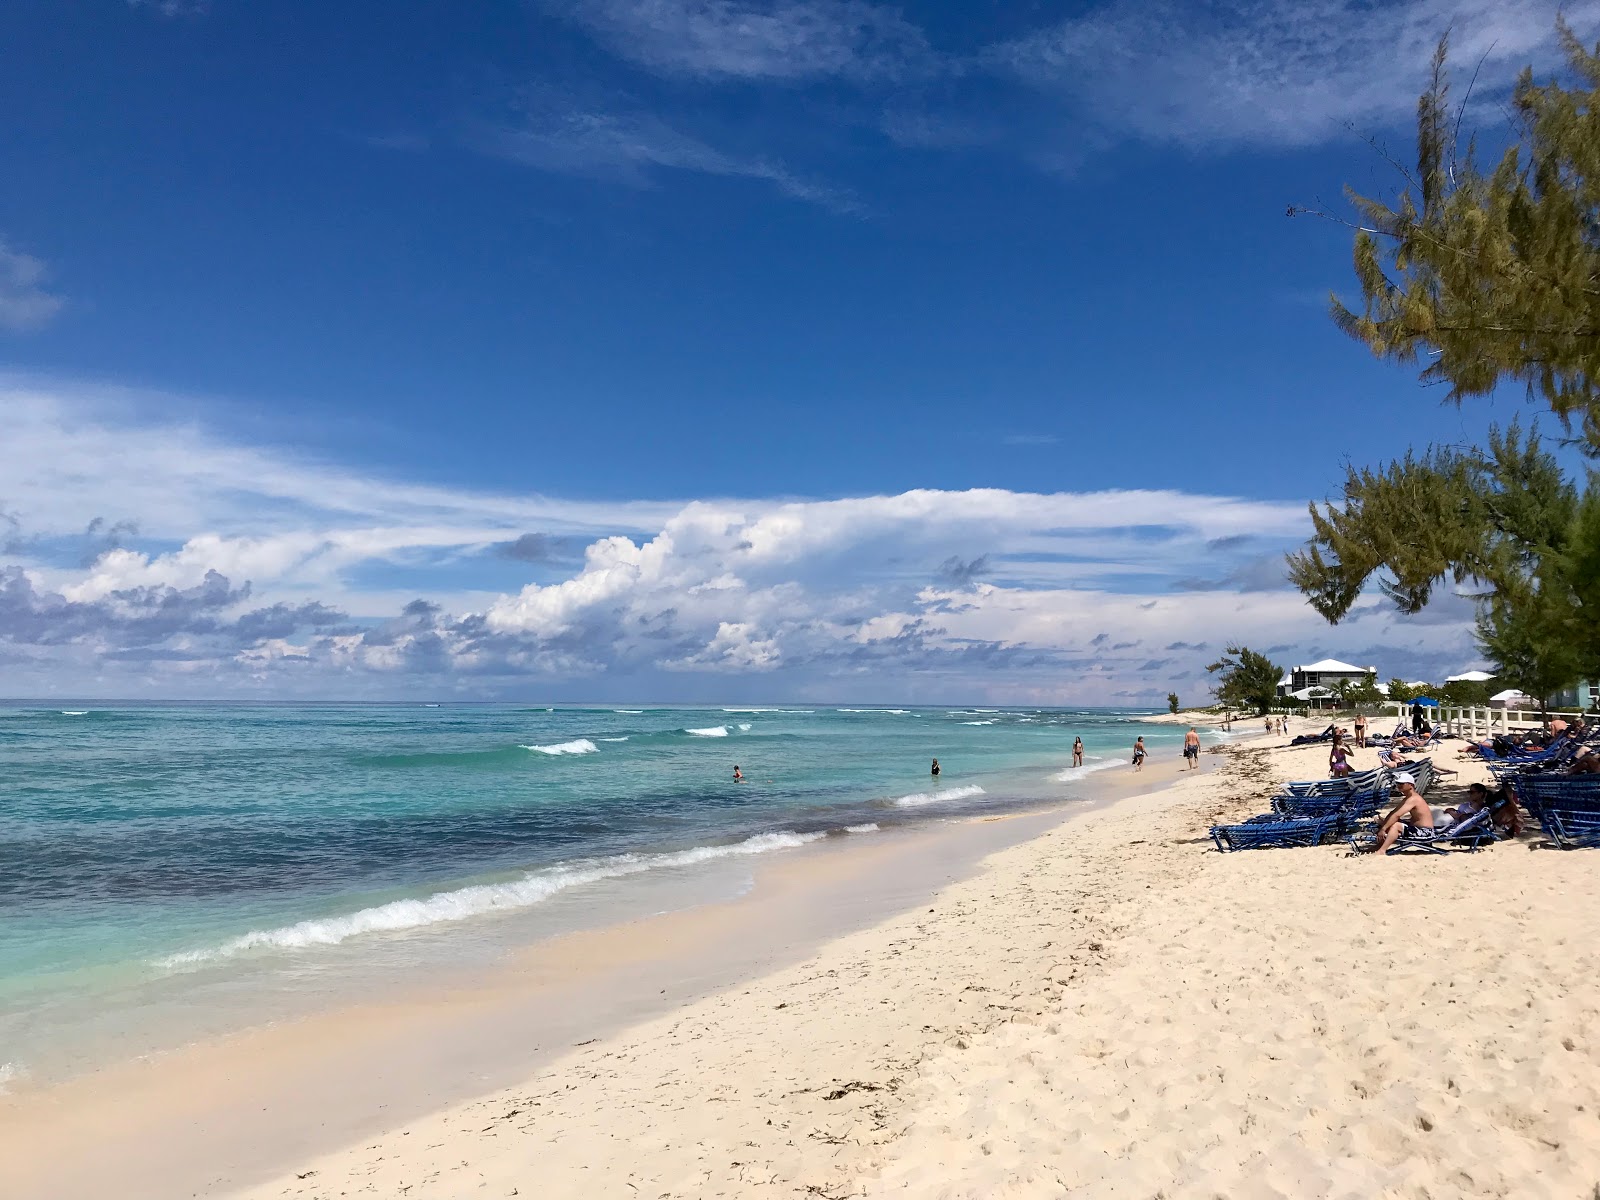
[1327, 23, 1600, 452]
[1205, 644, 1284, 715]
[1167, 692, 1180, 714]
[1289, 25, 1600, 702]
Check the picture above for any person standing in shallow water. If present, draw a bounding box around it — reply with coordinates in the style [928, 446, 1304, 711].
[733, 765, 743, 782]
[1072, 737, 1084, 767]
[1132, 737, 1147, 772]
[930, 758, 940, 778]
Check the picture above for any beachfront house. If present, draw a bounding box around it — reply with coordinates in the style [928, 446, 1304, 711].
[1551, 680, 1599, 711]
[1277, 659, 1379, 700]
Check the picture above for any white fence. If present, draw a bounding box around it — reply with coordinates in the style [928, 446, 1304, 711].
[1385, 702, 1585, 740]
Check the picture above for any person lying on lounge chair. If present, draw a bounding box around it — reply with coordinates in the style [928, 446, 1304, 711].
[1569, 747, 1600, 775]
[1361, 773, 1434, 855]
[1444, 782, 1522, 837]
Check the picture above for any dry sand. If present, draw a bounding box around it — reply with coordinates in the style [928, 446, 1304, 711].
[208, 728, 1600, 1200]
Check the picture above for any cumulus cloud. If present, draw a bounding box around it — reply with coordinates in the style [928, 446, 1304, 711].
[0, 379, 1487, 701]
[0, 240, 65, 332]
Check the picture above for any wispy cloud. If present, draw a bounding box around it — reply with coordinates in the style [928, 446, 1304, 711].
[127, 0, 209, 16]
[0, 241, 65, 333]
[476, 93, 858, 211]
[555, 0, 934, 82]
[989, 0, 1600, 149]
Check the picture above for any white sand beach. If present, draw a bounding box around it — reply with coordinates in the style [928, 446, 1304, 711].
[187, 729, 1600, 1200]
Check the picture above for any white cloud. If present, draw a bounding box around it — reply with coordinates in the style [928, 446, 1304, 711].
[0, 375, 677, 562]
[479, 97, 857, 211]
[0, 241, 65, 333]
[0, 377, 1483, 700]
[556, 0, 933, 82]
[990, 0, 1600, 148]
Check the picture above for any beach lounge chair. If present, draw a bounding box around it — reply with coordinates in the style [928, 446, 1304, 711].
[1386, 807, 1497, 854]
[1508, 775, 1600, 849]
[1210, 813, 1341, 852]
[1278, 766, 1387, 797]
[1271, 787, 1385, 821]
[1289, 724, 1337, 746]
[1344, 806, 1497, 855]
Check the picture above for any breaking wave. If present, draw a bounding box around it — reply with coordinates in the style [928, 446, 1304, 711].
[522, 739, 600, 756]
[891, 784, 986, 808]
[159, 831, 827, 966]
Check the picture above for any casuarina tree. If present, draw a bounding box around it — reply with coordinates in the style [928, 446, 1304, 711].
[1205, 645, 1283, 715]
[1290, 24, 1600, 699]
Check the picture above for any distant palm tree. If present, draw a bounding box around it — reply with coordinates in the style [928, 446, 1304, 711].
[1331, 678, 1357, 711]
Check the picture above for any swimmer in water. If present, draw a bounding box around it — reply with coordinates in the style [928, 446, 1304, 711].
[930, 758, 941, 778]
[733, 765, 743, 782]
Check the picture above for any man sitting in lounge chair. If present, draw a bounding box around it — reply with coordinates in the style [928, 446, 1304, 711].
[1361, 773, 1435, 855]
[1569, 747, 1600, 775]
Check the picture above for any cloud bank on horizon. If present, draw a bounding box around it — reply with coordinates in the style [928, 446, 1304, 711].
[0, 379, 1484, 702]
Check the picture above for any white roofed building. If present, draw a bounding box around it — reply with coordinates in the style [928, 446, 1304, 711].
[1278, 659, 1379, 698]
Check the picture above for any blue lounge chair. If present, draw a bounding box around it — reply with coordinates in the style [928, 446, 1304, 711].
[1345, 806, 1497, 855]
[1508, 775, 1600, 849]
[1278, 766, 1387, 797]
[1272, 787, 1385, 820]
[1210, 813, 1341, 852]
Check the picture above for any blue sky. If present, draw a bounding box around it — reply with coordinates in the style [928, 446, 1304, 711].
[0, 0, 1587, 701]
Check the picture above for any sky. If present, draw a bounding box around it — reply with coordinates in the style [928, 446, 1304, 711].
[0, 0, 1589, 703]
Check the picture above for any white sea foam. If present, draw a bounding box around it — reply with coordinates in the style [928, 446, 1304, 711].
[522, 739, 599, 756]
[892, 784, 986, 808]
[1052, 758, 1124, 781]
[725, 708, 814, 713]
[0, 1062, 25, 1093]
[837, 708, 909, 714]
[614, 709, 644, 714]
[845, 823, 881, 834]
[599, 736, 629, 743]
[687, 725, 729, 737]
[59, 710, 89, 716]
[160, 831, 827, 966]
[737, 722, 752, 731]
[963, 719, 997, 726]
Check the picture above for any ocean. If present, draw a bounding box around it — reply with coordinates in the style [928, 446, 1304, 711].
[0, 701, 1197, 1090]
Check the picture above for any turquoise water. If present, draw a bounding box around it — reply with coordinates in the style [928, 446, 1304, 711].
[0, 702, 1193, 1087]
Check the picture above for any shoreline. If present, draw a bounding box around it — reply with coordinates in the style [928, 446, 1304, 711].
[1, 750, 1202, 1200]
[216, 729, 1597, 1198]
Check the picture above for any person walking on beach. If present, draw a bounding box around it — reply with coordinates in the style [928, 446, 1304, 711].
[1354, 711, 1367, 748]
[1132, 736, 1147, 772]
[1410, 700, 1425, 735]
[1183, 727, 1200, 770]
[1072, 737, 1084, 767]
[930, 758, 940, 778]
